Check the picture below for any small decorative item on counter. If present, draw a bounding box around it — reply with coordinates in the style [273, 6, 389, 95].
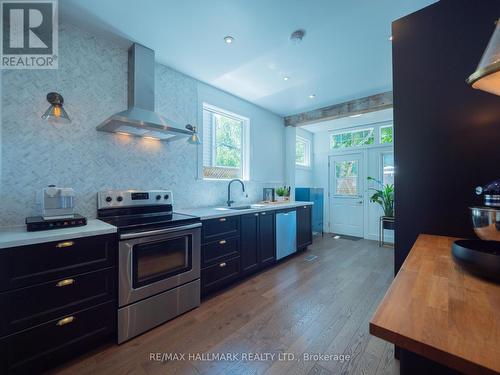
[276, 186, 291, 202]
[263, 188, 276, 202]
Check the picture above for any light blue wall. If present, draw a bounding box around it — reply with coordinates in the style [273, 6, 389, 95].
[0, 23, 285, 225]
[295, 127, 314, 187]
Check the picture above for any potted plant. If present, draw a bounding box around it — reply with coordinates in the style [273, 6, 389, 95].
[367, 177, 395, 230]
[275, 186, 290, 202]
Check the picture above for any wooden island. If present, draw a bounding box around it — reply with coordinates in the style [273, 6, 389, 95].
[370, 234, 500, 375]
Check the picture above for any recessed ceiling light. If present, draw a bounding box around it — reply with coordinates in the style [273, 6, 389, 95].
[116, 132, 130, 136]
[349, 114, 362, 118]
[224, 36, 234, 44]
[309, 94, 316, 99]
[283, 76, 290, 81]
[143, 136, 159, 141]
[388, 35, 393, 41]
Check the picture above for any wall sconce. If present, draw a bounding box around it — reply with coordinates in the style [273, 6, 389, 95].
[41, 92, 71, 124]
[185, 124, 201, 144]
[467, 19, 500, 96]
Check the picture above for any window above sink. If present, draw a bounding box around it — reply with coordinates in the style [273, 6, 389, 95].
[202, 103, 250, 181]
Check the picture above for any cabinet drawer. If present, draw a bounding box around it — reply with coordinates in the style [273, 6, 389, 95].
[202, 236, 240, 266]
[202, 216, 240, 243]
[0, 268, 116, 336]
[201, 256, 240, 294]
[0, 301, 116, 374]
[0, 234, 117, 291]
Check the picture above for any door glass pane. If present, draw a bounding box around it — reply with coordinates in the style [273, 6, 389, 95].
[133, 236, 191, 287]
[382, 153, 394, 186]
[335, 160, 358, 195]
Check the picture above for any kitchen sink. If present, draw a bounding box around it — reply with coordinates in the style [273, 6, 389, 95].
[214, 204, 269, 211]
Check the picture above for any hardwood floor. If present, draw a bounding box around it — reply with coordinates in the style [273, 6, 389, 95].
[50, 235, 398, 375]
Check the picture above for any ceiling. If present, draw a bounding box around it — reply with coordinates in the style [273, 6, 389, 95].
[303, 108, 393, 133]
[60, 0, 437, 117]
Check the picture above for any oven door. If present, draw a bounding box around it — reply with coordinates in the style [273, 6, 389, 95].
[118, 222, 201, 307]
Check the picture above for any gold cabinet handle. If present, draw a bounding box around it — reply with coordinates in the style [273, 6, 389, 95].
[219, 262, 227, 268]
[219, 240, 226, 245]
[56, 316, 75, 326]
[219, 217, 226, 222]
[56, 241, 74, 248]
[56, 279, 75, 287]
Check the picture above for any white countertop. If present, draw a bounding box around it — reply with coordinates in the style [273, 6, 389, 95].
[177, 201, 313, 220]
[0, 219, 117, 249]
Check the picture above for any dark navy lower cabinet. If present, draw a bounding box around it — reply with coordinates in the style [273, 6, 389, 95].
[202, 210, 279, 296]
[0, 234, 118, 374]
[297, 205, 313, 250]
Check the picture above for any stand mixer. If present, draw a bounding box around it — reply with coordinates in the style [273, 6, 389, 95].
[452, 178, 500, 283]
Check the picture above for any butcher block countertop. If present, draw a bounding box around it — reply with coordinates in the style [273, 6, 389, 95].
[370, 234, 500, 375]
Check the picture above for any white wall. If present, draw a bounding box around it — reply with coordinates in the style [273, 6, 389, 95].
[295, 127, 314, 187]
[284, 126, 296, 200]
[313, 131, 331, 231]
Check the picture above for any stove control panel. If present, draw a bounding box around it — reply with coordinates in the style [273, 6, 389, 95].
[98, 190, 173, 209]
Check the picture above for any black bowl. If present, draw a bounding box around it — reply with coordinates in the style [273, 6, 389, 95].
[452, 240, 500, 283]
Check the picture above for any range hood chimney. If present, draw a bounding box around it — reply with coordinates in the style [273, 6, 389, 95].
[97, 43, 195, 141]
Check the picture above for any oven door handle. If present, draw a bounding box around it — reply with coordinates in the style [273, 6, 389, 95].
[119, 222, 202, 240]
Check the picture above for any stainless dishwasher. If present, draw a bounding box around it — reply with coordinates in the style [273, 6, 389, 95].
[276, 210, 297, 260]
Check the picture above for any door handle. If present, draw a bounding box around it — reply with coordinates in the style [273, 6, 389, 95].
[119, 222, 202, 240]
[357, 201, 363, 204]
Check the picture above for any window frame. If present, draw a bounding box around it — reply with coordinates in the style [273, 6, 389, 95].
[379, 124, 394, 145]
[330, 127, 375, 150]
[295, 135, 311, 168]
[381, 151, 395, 187]
[202, 103, 250, 181]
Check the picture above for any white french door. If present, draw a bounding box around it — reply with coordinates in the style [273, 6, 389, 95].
[329, 153, 364, 237]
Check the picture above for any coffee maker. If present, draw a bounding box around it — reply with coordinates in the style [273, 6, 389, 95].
[25, 185, 87, 231]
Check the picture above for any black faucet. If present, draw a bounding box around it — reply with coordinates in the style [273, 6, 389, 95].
[227, 179, 247, 207]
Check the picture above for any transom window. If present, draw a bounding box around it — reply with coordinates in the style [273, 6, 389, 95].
[330, 122, 393, 150]
[203, 104, 249, 180]
[296, 136, 311, 167]
[380, 124, 393, 144]
[331, 128, 374, 149]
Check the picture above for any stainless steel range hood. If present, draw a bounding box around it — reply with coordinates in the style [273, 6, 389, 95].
[97, 43, 195, 141]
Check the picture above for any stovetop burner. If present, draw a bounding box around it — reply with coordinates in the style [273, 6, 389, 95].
[96, 189, 200, 233]
[99, 212, 199, 234]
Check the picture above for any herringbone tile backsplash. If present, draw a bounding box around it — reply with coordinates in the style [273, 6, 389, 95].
[0, 23, 281, 226]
